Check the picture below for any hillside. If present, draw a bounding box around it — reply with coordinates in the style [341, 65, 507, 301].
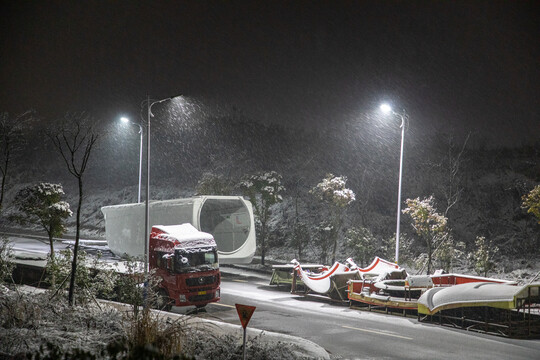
[1, 110, 539, 275]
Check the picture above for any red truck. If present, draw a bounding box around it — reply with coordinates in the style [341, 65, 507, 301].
[149, 223, 221, 310]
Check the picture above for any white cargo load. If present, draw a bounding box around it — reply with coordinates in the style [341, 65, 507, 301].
[101, 196, 255, 264]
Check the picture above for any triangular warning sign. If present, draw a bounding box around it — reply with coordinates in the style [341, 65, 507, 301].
[235, 303, 256, 329]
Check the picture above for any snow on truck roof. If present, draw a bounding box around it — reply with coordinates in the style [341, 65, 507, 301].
[153, 223, 214, 242]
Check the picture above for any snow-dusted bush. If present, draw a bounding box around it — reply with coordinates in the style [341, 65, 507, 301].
[469, 236, 499, 277]
[47, 249, 117, 304]
[0, 237, 14, 284]
[114, 257, 165, 315]
[402, 196, 448, 274]
[522, 184, 540, 224]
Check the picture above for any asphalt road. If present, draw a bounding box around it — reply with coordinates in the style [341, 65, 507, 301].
[173, 267, 540, 360]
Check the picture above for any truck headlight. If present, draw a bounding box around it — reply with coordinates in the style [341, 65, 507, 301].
[215, 289, 220, 298]
[179, 294, 187, 302]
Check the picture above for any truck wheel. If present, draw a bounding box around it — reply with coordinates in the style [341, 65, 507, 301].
[156, 289, 173, 312]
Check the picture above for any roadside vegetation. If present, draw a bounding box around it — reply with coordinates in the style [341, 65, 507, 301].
[0, 244, 300, 359]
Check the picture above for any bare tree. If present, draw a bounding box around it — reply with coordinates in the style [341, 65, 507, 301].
[0, 111, 34, 211]
[48, 112, 99, 306]
[428, 133, 471, 217]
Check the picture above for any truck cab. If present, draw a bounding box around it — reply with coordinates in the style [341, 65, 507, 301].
[149, 224, 220, 309]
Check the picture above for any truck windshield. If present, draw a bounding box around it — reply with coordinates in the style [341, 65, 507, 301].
[174, 247, 217, 272]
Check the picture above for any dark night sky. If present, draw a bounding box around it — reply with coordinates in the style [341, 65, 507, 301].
[1, 0, 538, 145]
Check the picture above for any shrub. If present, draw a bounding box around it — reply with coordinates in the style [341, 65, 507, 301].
[46, 249, 118, 305]
[0, 236, 14, 284]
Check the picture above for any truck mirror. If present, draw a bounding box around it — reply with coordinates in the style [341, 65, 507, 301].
[162, 253, 174, 272]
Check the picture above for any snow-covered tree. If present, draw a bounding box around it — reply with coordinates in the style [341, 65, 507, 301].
[238, 171, 284, 265]
[469, 236, 498, 277]
[12, 183, 72, 261]
[310, 174, 355, 263]
[522, 184, 540, 224]
[48, 112, 99, 306]
[402, 196, 448, 274]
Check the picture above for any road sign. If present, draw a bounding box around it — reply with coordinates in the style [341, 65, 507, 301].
[235, 303, 256, 329]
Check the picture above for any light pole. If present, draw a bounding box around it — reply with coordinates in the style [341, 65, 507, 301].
[380, 103, 407, 264]
[143, 96, 176, 280]
[120, 117, 143, 203]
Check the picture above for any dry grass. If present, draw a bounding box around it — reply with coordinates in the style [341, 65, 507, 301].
[124, 308, 189, 358]
[0, 288, 301, 359]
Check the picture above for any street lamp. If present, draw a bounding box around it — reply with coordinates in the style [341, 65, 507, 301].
[120, 117, 143, 203]
[143, 96, 179, 280]
[380, 103, 408, 264]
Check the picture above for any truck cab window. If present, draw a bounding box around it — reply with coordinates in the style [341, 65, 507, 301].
[174, 249, 217, 272]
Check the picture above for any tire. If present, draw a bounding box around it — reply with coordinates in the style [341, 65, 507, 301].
[156, 288, 173, 312]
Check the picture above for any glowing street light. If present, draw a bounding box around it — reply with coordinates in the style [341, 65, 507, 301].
[380, 103, 392, 114]
[380, 103, 408, 264]
[120, 117, 143, 203]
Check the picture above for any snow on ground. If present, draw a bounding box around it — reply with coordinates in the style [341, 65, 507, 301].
[6, 236, 142, 274]
[8, 237, 67, 260]
[0, 286, 125, 357]
[1, 284, 330, 359]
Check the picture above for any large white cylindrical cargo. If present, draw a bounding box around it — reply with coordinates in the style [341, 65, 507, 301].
[101, 196, 256, 264]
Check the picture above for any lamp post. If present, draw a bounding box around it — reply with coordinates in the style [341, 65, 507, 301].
[120, 117, 143, 203]
[380, 103, 407, 264]
[143, 96, 175, 280]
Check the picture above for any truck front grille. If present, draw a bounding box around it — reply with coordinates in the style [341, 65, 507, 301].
[186, 275, 217, 287]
